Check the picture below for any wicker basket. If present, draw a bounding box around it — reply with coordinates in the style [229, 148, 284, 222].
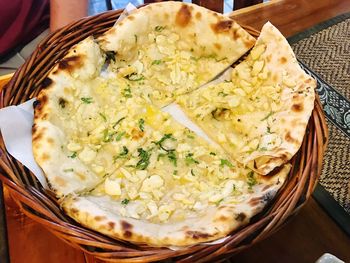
[0, 7, 328, 262]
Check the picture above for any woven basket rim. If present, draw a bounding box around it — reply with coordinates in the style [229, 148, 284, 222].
[0, 5, 328, 262]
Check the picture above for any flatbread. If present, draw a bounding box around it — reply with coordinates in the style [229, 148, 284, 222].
[177, 22, 316, 175]
[62, 103, 291, 246]
[32, 8, 301, 247]
[98, 1, 255, 107]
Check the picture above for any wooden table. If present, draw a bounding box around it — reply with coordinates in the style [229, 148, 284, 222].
[1, 0, 350, 262]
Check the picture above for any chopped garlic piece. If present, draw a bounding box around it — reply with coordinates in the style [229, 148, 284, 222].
[104, 178, 121, 196]
[251, 60, 264, 76]
[251, 44, 266, 60]
[67, 142, 82, 152]
[141, 175, 164, 192]
[91, 164, 104, 175]
[78, 147, 96, 163]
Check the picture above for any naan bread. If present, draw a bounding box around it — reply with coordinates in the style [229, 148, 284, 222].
[33, 9, 297, 247]
[98, 1, 255, 107]
[177, 22, 316, 175]
[62, 103, 290, 246]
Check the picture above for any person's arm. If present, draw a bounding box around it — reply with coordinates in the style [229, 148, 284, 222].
[50, 0, 88, 32]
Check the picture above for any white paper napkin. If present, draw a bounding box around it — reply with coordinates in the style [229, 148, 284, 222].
[0, 98, 47, 188]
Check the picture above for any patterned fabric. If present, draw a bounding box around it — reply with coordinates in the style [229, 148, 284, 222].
[291, 17, 350, 214]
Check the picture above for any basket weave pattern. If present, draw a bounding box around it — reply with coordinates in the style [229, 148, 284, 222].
[0, 9, 328, 262]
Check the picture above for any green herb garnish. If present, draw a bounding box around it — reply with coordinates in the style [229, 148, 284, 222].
[152, 60, 162, 65]
[157, 153, 167, 161]
[191, 169, 195, 176]
[122, 87, 132, 98]
[103, 129, 115, 142]
[113, 117, 126, 128]
[185, 153, 199, 166]
[113, 146, 129, 161]
[63, 168, 74, 172]
[210, 152, 216, 156]
[153, 134, 176, 152]
[215, 198, 224, 206]
[126, 73, 144, 81]
[247, 171, 257, 190]
[218, 91, 228, 97]
[115, 131, 126, 141]
[68, 152, 77, 158]
[134, 34, 138, 43]
[261, 111, 274, 121]
[154, 25, 166, 32]
[81, 97, 93, 104]
[135, 148, 151, 170]
[220, 159, 233, 168]
[167, 150, 177, 167]
[121, 198, 130, 205]
[99, 112, 107, 122]
[173, 170, 178, 176]
[138, 118, 145, 132]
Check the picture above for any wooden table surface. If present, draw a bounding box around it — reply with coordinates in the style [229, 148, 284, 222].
[2, 0, 350, 262]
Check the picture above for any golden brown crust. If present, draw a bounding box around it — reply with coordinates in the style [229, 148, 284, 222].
[175, 4, 192, 27]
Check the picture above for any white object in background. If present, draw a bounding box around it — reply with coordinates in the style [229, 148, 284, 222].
[316, 253, 345, 263]
[0, 98, 47, 188]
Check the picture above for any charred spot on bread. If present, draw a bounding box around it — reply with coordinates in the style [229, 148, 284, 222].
[175, 4, 192, 27]
[211, 20, 233, 34]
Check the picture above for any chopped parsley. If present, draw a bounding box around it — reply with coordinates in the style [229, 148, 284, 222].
[103, 129, 115, 142]
[125, 73, 144, 81]
[247, 171, 257, 190]
[218, 91, 228, 97]
[173, 170, 178, 176]
[121, 198, 130, 205]
[157, 151, 177, 166]
[63, 168, 74, 172]
[153, 133, 176, 152]
[185, 153, 199, 166]
[187, 134, 195, 139]
[261, 111, 274, 121]
[113, 117, 126, 128]
[267, 126, 272, 134]
[81, 97, 93, 104]
[99, 112, 107, 122]
[134, 34, 138, 43]
[220, 159, 233, 168]
[157, 153, 167, 161]
[259, 147, 268, 152]
[138, 118, 145, 132]
[117, 146, 129, 158]
[210, 152, 216, 156]
[68, 152, 77, 158]
[115, 131, 126, 141]
[167, 150, 177, 167]
[113, 146, 129, 162]
[215, 198, 224, 206]
[152, 60, 162, 65]
[191, 169, 196, 176]
[122, 87, 132, 98]
[135, 148, 152, 170]
[154, 25, 166, 32]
